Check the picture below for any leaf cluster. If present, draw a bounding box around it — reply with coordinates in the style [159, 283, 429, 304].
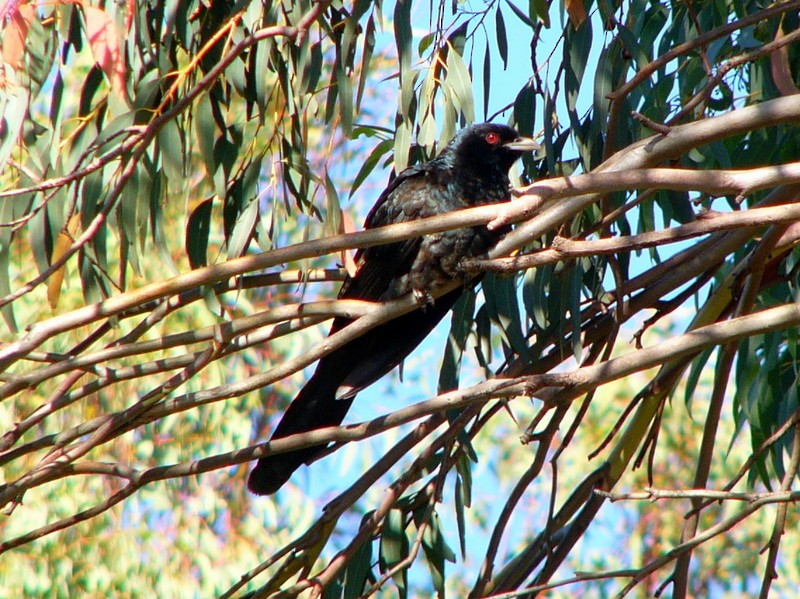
[2, 0, 800, 598]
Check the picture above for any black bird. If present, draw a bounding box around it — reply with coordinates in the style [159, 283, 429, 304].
[248, 123, 538, 495]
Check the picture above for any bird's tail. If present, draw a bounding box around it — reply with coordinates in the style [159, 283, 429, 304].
[247, 366, 354, 495]
[247, 288, 466, 495]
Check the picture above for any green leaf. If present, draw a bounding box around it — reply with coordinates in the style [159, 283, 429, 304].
[394, 119, 412, 173]
[226, 197, 258, 259]
[438, 291, 476, 393]
[504, 0, 536, 28]
[303, 43, 323, 93]
[569, 262, 583, 362]
[393, 0, 413, 73]
[513, 83, 537, 138]
[78, 65, 104, 118]
[0, 242, 16, 333]
[47, 57, 66, 113]
[0, 76, 30, 173]
[708, 80, 734, 111]
[350, 138, 393, 197]
[483, 273, 530, 363]
[215, 130, 239, 182]
[195, 94, 218, 183]
[418, 32, 435, 56]
[149, 169, 177, 276]
[227, 157, 262, 248]
[543, 92, 557, 175]
[589, 44, 613, 167]
[78, 248, 109, 306]
[132, 67, 162, 112]
[322, 574, 344, 599]
[356, 16, 376, 112]
[495, 7, 508, 69]
[473, 304, 493, 371]
[420, 512, 449, 597]
[565, 19, 593, 92]
[29, 196, 56, 277]
[482, 42, 491, 120]
[95, 111, 136, 156]
[118, 161, 141, 281]
[344, 512, 375, 599]
[523, 263, 551, 331]
[444, 46, 475, 124]
[228, 50, 248, 100]
[616, 23, 650, 71]
[158, 117, 184, 182]
[24, 9, 55, 93]
[455, 453, 473, 559]
[252, 37, 271, 111]
[186, 198, 214, 269]
[447, 22, 468, 57]
[532, 0, 550, 27]
[81, 166, 104, 251]
[64, 3, 83, 53]
[656, 189, 694, 225]
[379, 508, 409, 598]
[323, 171, 342, 238]
[336, 64, 354, 134]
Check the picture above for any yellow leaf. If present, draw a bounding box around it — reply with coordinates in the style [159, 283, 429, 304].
[565, 0, 588, 28]
[339, 210, 359, 278]
[47, 214, 81, 310]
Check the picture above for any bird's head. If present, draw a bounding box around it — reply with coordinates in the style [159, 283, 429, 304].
[445, 123, 540, 176]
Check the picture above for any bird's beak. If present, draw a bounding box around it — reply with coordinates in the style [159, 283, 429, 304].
[504, 136, 541, 153]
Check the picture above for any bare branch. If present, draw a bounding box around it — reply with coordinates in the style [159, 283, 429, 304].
[597, 488, 800, 503]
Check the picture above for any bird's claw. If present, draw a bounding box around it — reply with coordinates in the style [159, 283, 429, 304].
[413, 288, 435, 307]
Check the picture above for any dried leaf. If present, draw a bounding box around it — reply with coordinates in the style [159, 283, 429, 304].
[770, 25, 800, 97]
[83, 5, 128, 101]
[1, 2, 36, 70]
[47, 214, 81, 309]
[565, 0, 587, 28]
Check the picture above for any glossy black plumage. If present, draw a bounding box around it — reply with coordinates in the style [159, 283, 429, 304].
[248, 123, 538, 495]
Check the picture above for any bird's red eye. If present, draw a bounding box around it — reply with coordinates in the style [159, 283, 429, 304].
[485, 132, 500, 144]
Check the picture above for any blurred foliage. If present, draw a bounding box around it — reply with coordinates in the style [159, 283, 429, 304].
[1, 0, 800, 597]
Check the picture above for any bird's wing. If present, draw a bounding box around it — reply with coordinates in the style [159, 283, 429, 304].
[338, 163, 436, 301]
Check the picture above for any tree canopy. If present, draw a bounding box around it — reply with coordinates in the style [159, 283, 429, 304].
[1, 0, 800, 596]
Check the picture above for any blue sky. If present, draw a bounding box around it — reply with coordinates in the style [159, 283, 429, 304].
[258, 3, 710, 593]
[260, 0, 623, 578]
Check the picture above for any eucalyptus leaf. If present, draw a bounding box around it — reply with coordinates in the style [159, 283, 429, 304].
[186, 198, 214, 269]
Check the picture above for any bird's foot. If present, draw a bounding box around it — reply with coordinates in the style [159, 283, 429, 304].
[413, 288, 435, 308]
